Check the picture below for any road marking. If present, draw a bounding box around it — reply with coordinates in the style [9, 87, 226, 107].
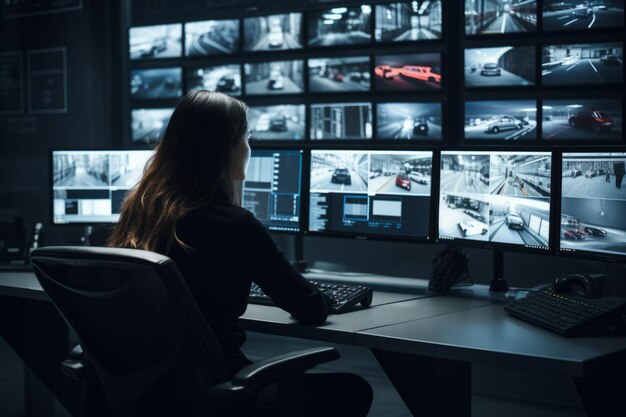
[558, 15, 570, 20]
[565, 60, 580, 71]
[563, 18, 578, 26]
[542, 70, 552, 76]
[588, 14, 596, 28]
[588, 60, 598, 73]
[501, 14, 507, 33]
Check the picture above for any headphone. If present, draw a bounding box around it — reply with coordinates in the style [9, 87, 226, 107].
[428, 245, 470, 293]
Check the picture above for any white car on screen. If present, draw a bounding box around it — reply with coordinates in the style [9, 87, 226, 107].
[268, 27, 284, 48]
[458, 220, 488, 237]
[409, 172, 430, 185]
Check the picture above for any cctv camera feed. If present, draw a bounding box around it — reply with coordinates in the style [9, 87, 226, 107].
[465, 100, 537, 140]
[309, 150, 432, 239]
[187, 65, 241, 95]
[129, 24, 182, 60]
[248, 105, 305, 140]
[376, 102, 442, 140]
[308, 56, 370, 93]
[242, 149, 303, 232]
[52, 150, 153, 224]
[374, 53, 442, 92]
[130, 68, 182, 100]
[131, 108, 173, 143]
[542, 43, 623, 86]
[542, 99, 622, 140]
[375, 1, 443, 42]
[543, 1, 624, 32]
[464, 46, 535, 87]
[465, 0, 537, 35]
[308, 5, 372, 47]
[244, 13, 303, 51]
[310, 103, 372, 140]
[439, 151, 551, 250]
[244, 60, 304, 95]
[561, 152, 626, 257]
[184, 19, 239, 56]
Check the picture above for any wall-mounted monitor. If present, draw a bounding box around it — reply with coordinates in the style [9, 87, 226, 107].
[308, 56, 370, 93]
[187, 65, 241, 95]
[130, 68, 182, 100]
[561, 151, 626, 258]
[542, 99, 623, 141]
[376, 102, 442, 140]
[184, 19, 239, 56]
[244, 60, 304, 95]
[543, 1, 624, 32]
[439, 150, 551, 251]
[131, 108, 174, 143]
[51, 150, 153, 224]
[308, 5, 372, 47]
[375, 1, 443, 42]
[464, 0, 537, 35]
[244, 13, 303, 51]
[465, 46, 535, 87]
[465, 100, 537, 140]
[129, 24, 182, 60]
[542, 43, 624, 86]
[248, 105, 305, 140]
[374, 53, 442, 91]
[308, 150, 433, 240]
[310, 102, 372, 140]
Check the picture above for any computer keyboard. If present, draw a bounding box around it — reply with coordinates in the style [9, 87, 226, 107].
[504, 287, 626, 337]
[248, 281, 373, 314]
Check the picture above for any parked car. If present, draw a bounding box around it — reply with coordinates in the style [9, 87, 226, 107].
[458, 220, 488, 237]
[331, 168, 352, 185]
[409, 172, 430, 185]
[374, 65, 394, 79]
[412, 117, 429, 135]
[480, 63, 501, 76]
[561, 229, 583, 240]
[398, 66, 441, 83]
[568, 111, 615, 133]
[572, 6, 593, 18]
[267, 27, 284, 48]
[506, 212, 524, 229]
[269, 115, 288, 131]
[216, 74, 241, 93]
[584, 169, 598, 178]
[395, 173, 411, 190]
[561, 55, 579, 66]
[485, 115, 523, 133]
[600, 55, 620, 66]
[584, 226, 608, 237]
[267, 70, 284, 90]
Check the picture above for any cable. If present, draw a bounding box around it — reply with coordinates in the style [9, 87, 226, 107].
[428, 245, 471, 293]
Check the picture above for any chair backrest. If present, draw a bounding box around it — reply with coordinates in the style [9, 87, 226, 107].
[30, 246, 229, 417]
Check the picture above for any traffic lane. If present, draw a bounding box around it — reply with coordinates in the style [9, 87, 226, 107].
[248, 33, 300, 51]
[465, 123, 536, 140]
[465, 68, 532, 87]
[489, 218, 525, 245]
[481, 13, 528, 34]
[310, 169, 368, 192]
[370, 175, 429, 195]
[251, 120, 304, 140]
[394, 27, 439, 41]
[543, 59, 623, 85]
[246, 77, 303, 94]
[543, 8, 624, 31]
[543, 118, 621, 140]
[378, 121, 441, 140]
[309, 32, 371, 47]
[562, 175, 626, 199]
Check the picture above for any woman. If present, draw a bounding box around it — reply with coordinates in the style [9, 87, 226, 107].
[108, 90, 372, 416]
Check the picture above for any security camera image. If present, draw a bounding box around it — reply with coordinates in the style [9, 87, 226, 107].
[130, 68, 182, 100]
[375, 1, 443, 42]
[489, 153, 551, 197]
[439, 194, 490, 242]
[187, 65, 241, 95]
[465, 46, 535, 87]
[562, 154, 626, 200]
[131, 108, 173, 143]
[542, 99, 622, 140]
[129, 24, 182, 60]
[244, 61, 304, 95]
[464, 0, 537, 35]
[369, 152, 432, 196]
[310, 103, 372, 140]
[374, 53, 442, 91]
[308, 5, 372, 47]
[244, 13, 302, 51]
[440, 153, 490, 195]
[543, 1, 624, 32]
[248, 105, 305, 140]
[377, 102, 442, 140]
[184, 20, 239, 56]
[310, 151, 369, 192]
[308, 56, 370, 93]
[542, 43, 623, 86]
[465, 100, 537, 140]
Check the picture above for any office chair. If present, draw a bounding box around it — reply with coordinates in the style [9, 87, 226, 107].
[30, 246, 339, 417]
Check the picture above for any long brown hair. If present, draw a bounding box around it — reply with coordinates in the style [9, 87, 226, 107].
[108, 91, 248, 254]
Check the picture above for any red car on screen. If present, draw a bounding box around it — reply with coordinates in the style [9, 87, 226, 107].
[398, 66, 441, 83]
[395, 173, 411, 190]
[568, 111, 615, 133]
[374, 65, 394, 79]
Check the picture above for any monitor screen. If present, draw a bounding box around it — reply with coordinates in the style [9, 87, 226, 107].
[542, 43, 624, 86]
[308, 150, 432, 240]
[464, 0, 537, 35]
[310, 102, 372, 140]
[465, 100, 537, 140]
[542, 99, 623, 141]
[52, 150, 153, 224]
[184, 19, 239, 56]
[465, 46, 535, 87]
[129, 24, 182, 60]
[439, 150, 551, 251]
[543, 1, 624, 32]
[561, 151, 626, 258]
[131, 108, 174, 143]
[187, 65, 241, 95]
[242, 149, 303, 232]
[308, 56, 370, 93]
[308, 5, 372, 47]
[376, 102, 442, 140]
[130, 67, 182, 100]
[374, 53, 442, 91]
[375, 1, 442, 42]
[248, 105, 305, 140]
[244, 60, 304, 95]
[244, 13, 303, 51]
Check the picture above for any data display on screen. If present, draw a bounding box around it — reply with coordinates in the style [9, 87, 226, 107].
[542, 43, 623, 86]
[244, 60, 304, 95]
[310, 103, 372, 140]
[309, 150, 432, 239]
[375, 1, 442, 42]
[439, 150, 551, 251]
[129, 24, 182, 60]
[374, 53, 442, 92]
[187, 65, 241, 95]
[184, 19, 239, 56]
[464, 0, 537, 35]
[130, 68, 182, 100]
[244, 13, 303, 51]
[377, 102, 442, 140]
[131, 108, 174, 143]
[465, 46, 535, 87]
[308, 56, 370, 93]
[543, 1, 624, 32]
[248, 105, 305, 140]
[308, 5, 372, 47]
[542, 99, 623, 141]
[465, 100, 537, 140]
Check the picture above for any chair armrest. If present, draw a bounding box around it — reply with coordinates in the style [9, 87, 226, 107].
[61, 344, 84, 381]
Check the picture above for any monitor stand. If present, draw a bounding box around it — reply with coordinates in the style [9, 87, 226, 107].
[489, 249, 510, 292]
[292, 234, 308, 273]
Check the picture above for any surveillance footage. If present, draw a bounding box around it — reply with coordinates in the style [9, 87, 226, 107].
[130, 68, 182, 100]
[464, 0, 537, 35]
[374, 53, 442, 92]
[308, 5, 372, 47]
[131, 108, 173, 143]
[310, 151, 369, 192]
[184, 20, 239, 56]
[244, 13, 302, 51]
[465, 100, 537, 140]
[464, 46, 535, 87]
[308, 56, 370, 93]
[248, 105, 305, 140]
[129, 24, 182, 60]
[244, 61, 304, 95]
[489, 154, 551, 197]
[187, 65, 241, 95]
[377, 102, 442, 140]
[440, 153, 491, 195]
[542, 99, 622, 140]
[310, 103, 372, 140]
[543, 1, 624, 32]
[542, 43, 624, 86]
[375, 1, 442, 42]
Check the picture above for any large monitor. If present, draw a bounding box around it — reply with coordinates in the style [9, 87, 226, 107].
[129, 24, 182, 60]
[439, 150, 552, 252]
[242, 149, 303, 233]
[308, 150, 433, 240]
